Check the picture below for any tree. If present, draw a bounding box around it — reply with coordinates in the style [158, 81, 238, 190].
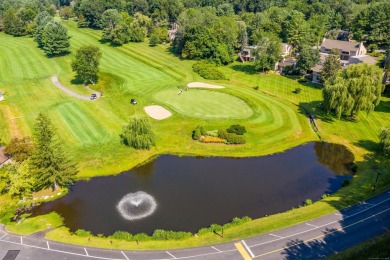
[323, 63, 384, 119]
[149, 33, 159, 46]
[285, 11, 308, 52]
[34, 11, 53, 47]
[71, 45, 102, 84]
[321, 49, 341, 82]
[29, 113, 77, 191]
[8, 161, 34, 199]
[121, 115, 155, 150]
[379, 128, 390, 155]
[42, 21, 71, 56]
[59, 6, 72, 20]
[101, 9, 122, 40]
[253, 34, 281, 72]
[4, 137, 34, 162]
[295, 48, 320, 75]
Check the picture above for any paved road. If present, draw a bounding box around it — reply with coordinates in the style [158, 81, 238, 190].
[51, 76, 101, 101]
[1, 191, 390, 260]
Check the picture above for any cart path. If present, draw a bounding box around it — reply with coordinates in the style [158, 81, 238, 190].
[51, 76, 101, 101]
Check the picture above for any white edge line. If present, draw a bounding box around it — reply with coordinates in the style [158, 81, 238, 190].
[0, 239, 123, 260]
[21, 236, 23, 245]
[47, 241, 50, 250]
[211, 246, 222, 252]
[166, 251, 176, 259]
[241, 240, 255, 258]
[250, 196, 390, 248]
[121, 251, 129, 260]
[306, 223, 318, 228]
[0, 233, 7, 240]
[269, 234, 283, 238]
[84, 248, 89, 256]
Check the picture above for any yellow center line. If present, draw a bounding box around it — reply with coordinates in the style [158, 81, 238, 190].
[253, 207, 390, 258]
[235, 242, 252, 260]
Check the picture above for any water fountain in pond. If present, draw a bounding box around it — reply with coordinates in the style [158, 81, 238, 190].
[116, 191, 157, 221]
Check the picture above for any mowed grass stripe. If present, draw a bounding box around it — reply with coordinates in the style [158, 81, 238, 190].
[56, 103, 107, 144]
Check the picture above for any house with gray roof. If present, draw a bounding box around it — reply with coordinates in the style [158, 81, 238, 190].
[312, 39, 377, 83]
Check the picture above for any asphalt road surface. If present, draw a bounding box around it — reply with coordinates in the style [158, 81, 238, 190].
[1, 190, 390, 260]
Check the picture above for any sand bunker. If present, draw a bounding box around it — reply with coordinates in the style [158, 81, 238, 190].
[187, 82, 225, 89]
[144, 105, 172, 120]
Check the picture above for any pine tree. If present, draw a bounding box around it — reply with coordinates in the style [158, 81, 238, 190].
[42, 21, 71, 56]
[121, 115, 155, 150]
[34, 11, 53, 47]
[29, 113, 77, 191]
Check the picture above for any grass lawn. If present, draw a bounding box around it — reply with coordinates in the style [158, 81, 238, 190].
[0, 19, 390, 251]
[153, 88, 253, 119]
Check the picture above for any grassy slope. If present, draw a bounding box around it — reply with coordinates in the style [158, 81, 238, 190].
[0, 20, 314, 179]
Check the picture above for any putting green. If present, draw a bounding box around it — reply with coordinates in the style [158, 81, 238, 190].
[153, 89, 253, 119]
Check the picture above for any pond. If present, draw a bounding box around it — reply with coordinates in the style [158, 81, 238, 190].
[32, 142, 354, 236]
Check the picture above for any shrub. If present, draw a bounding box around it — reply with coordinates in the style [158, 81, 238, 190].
[321, 194, 329, 200]
[132, 233, 151, 242]
[192, 61, 227, 80]
[198, 125, 207, 136]
[75, 229, 92, 237]
[297, 78, 308, 83]
[227, 125, 246, 135]
[111, 231, 132, 241]
[192, 128, 201, 140]
[223, 216, 252, 229]
[253, 86, 259, 90]
[225, 134, 246, 144]
[152, 229, 192, 240]
[342, 179, 351, 187]
[197, 227, 211, 235]
[350, 163, 358, 173]
[367, 44, 378, 53]
[201, 136, 226, 143]
[369, 51, 382, 57]
[293, 88, 302, 94]
[149, 34, 159, 46]
[304, 199, 312, 206]
[218, 129, 229, 139]
[206, 130, 219, 137]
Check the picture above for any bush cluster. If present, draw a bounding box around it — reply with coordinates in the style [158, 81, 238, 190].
[152, 229, 192, 240]
[196, 216, 252, 235]
[227, 125, 246, 135]
[201, 136, 225, 143]
[219, 129, 246, 144]
[75, 229, 92, 237]
[192, 61, 227, 80]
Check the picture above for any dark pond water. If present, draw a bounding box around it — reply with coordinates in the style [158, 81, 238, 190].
[32, 142, 354, 236]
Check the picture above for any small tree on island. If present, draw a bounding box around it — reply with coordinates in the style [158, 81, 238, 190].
[379, 128, 390, 155]
[71, 45, 102, 84]
[42, 21, 71, 56]
[29, 113, 77, 191]
[121, 115, 155, 150]
[322, 63, 384, 119]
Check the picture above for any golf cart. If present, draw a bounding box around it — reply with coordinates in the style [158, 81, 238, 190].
[90, 93, 97, 100]
[131, 98, 137, 105]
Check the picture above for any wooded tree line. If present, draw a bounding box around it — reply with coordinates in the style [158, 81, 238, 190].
[0, 114, 77, 199]
[1, 0, 389, 62]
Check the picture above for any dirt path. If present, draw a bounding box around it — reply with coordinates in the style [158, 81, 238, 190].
[51, 76, 101, 101]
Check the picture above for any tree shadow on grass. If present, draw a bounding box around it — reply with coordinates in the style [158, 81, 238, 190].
[354, 140, 380, 154]
[230, 64, 258, 75]
[298, 101, 335, 123]
[374, 100, 390, 113]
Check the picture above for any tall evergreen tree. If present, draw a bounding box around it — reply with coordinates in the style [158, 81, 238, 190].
[29, 113, 77, 191]
[71, 45, 102, 84]
[34, 11, 53, 47]
[42, 21, 71, 56]
[321, 49, 341, 82]
[323, 64, 384, 119]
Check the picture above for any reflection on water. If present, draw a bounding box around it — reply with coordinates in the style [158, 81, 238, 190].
[314, 142, 355, 175]
[32, 142, 354, 235]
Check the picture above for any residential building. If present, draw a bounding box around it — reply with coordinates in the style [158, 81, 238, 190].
[239, 43, 293, 63]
